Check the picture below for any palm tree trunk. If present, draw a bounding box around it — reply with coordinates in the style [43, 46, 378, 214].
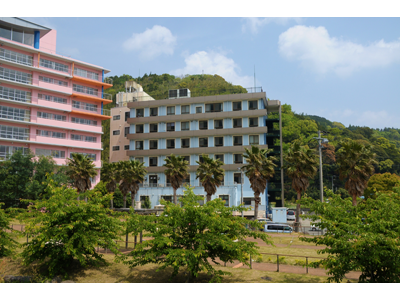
[174, 188, 177, 205]
[254, 192, 260, 220]
[123, 194, 126, 209]
[110, 198, 114, 210]
[206, 194, 211, 203]
[352, 194, 357, 206]
[294, 192, 301, 232]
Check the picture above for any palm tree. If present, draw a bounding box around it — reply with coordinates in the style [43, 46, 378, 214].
[196, 155, 225, 203]
[337, 141, 377, 206]
[118, 160, 147, 208]
[241, 146, 277, 220]
[101, 162, 120, 209]
[66, 153, 97, 202]
[163, 154, 189, 205]
[284, 141, 318, 231]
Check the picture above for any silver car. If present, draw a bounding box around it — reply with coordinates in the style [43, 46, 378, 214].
[287, 210, 295, 221]
[263, 223, 293, 233]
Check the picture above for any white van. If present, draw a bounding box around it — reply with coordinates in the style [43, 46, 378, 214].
[263, 223, 293, 233]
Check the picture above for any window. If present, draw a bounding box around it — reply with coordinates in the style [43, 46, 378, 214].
[125, 127, 130, 137]
[0, 125, 29, 140]
[136, 124, 143, 134]
[214, 137, 223, 147]
[249, 117, 258, 127]
[0, 86, 31, 103]
[199, 138, 208, 147]
[113, 146, 120, 151]
[40, 58, 69, 73]
[125, 111, 130, 121]
[234, 173, 242, 184]
[0, 145, 29, 160]
[0, 25, 34, 47]
[220, 195, 229, 206]
[0, 67, 32, 84]
[150, 107, 158, 117]
[37, 130, 66, 139]
[113, 130, 120, 135]
[74, 68, 99, 81]
[161, 195, 173, 203]
[70, 134, 97, 143]
[1, 105, 30, 122]
[167, 106, 175, 115]
[181, 121, 189, 131]
[181, 105, 190, 114]
[150, 123, 158, 133]
[39, 76, 68, 87]
[199, 120, 208, 130]
[136, 109, 144, 118]
[249, 135, 259, 145]
[135, 157, 144, 163]
[150, 140, 158, 150]
[124, 145, 129, 150]
[38, 93, 67, 104]
[113, 115, 120, 121]
[181, 138, 190, 148]
[136, 141, 143, 150]
[234, 136, 243, 146]
[167, 122, 175, 132]
[37, 111, 66, 122]
[167, 139, 175, 149]
[0, 48, 33, 66]
[233, 101, 242, 111]
[234, 154, 243, 164]
[183, 156, 190, 163]
[233, 118, 242, 128]
[71, 117, 97, 126]
[249, 100, 258, 110]
[72, 100, 97, 112]
[73, 84, 98, 96]
[149, 157, 158, 167]
[215, 154, 224, 163]
[214, 119, 223, 129]
[183, 174, 190, 185]
[243, 198, 253, 206]
[196, 106, 202, 114]
[199, 155, 208, 164]
[36, 148, 65, 158]
[205, 103, 223, 113]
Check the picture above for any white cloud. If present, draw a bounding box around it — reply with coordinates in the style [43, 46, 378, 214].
[170, 51, 254, 88]
[279, 25, 400, 76]
[123, 25, 177, 60]
[328, 109, 397, 128]
[242, 17, 303, 34]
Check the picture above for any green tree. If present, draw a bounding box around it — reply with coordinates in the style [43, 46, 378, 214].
[300, 188, 400, 283]
[101, 162, 120, 208]
[140, 196, 151, 209]
[113, 185, 124, 208]
[241, 146, 277, 220]
[196, 155, 225, 203]
[0, 204, 18, 257]
[118, 160, 147, 208]
[118, 186, 272, 282]
[19, 180, 123, 278]
[163, 154, 189, 205]
[337, 141, 378, 206]
[284, 141, 318, 231]
[66, 153, 97, 201]
[364, 173, 400, 199]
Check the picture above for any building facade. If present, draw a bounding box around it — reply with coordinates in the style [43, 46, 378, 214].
[0, 17, 112, 185]
[125, 89, 283, 214]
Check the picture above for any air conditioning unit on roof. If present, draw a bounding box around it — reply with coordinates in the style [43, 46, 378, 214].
[168, 89, 191, 99]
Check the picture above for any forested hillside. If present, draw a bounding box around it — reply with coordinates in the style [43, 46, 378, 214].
[102, 74, 400, 201]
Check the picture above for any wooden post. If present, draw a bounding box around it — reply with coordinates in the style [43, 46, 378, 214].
[250, 254, 252, 269]
[126, 233, 128, 249]
[277, 255, 279, 272]
[306, 257, 308, 274]
[140, 231, 143, 243]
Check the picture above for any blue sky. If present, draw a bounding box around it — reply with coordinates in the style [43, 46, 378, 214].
[21, 12, 400, 130]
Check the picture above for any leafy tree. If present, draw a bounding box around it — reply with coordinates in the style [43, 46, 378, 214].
[196, 155, 225, 203]
[101, 162, 120, 208]
[300, 188, 400, 283]
[19, 180, 123, 278]
[113, 185, 124, 208]
[66, 153, 97, 201]
[140, 195, 151, 209]
[337, 141, 378, 206]
[163, 154, 189, 205]
[364, 173, 400, 199]
[0, 204, 18, 257]
[241, 146, 277, 220]
[118, 160, 147, 208]
[118, 186, 272, 282]
[284, 141, 318, 231]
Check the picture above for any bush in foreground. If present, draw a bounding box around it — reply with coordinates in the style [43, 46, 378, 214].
[0, 204, 18, 258]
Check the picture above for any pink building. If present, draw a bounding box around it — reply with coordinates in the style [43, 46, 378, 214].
[0, 17, 112, 185]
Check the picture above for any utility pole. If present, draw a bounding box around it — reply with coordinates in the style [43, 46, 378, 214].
[318, 131, 323, 203]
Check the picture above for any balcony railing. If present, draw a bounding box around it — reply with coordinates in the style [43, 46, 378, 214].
[71, 103, 111, 116]
[104, 77, 113, 85]
[103, 93, 112, 101]
[0, 48, 33, 66]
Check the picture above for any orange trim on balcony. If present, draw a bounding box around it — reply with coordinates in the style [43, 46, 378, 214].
[72, 75, 113, 89]
[71, 110, 112, 120]
[71, 93, 112, 104]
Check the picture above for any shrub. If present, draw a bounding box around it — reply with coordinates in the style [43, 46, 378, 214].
[0, 204, 18, 258]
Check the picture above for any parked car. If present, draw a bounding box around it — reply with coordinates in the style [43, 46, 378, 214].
[263, 223, 293, 233]
[311, 224, 321, 231]
[287, 210, 295, 221]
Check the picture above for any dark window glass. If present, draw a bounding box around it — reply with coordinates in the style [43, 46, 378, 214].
[234, 154, 243, 164]
[181, 138, 190, 148]
[205, 103, 222, 113]
[234, 173, 242, 184]
[150, 107, 158, 116]
[199, 155, 208, 163]
[233, 101, 242, 111]
[215, 154, 224, 162]
[249, 117, 258, 127]
[214, 119, 223, 129]
[149, 157, 158, 167]
[214, 137, 223, 147]
[124, 145, 129, 150]
[234, 136, 242, 146]
[243, 198, 252, 205]
[150, 123, 158, 133]
[249, 100, 258, 110]
[167, 106, 175, 115]
[113, 115, 120, 121]
[136, 109, 144, 117]
[113, 130, 120, 135]
[135, 124, 143, 134]
[196, 106, 202, 114]
[220, 195, 229, 206]
[167, 139, 175, 149]
[183, 156, 190, 163]
[125, 127, 130, 137]
[136, 141, 143, 150]
[181, 121, 189, 131]
[167, 122, 175, 132]
[181, 105, 190, 114]
[112, 146, 120, 151]
[12, 28, 23, 43]
[233, 118, 242, 128]
[125, 111, 130, 121]
[199, 120, 208, 130]
[0, 25, 12, 40]
[249, 135, 259, 145]
[150, 140, 158, 149]
[199, 138, 208, 147]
